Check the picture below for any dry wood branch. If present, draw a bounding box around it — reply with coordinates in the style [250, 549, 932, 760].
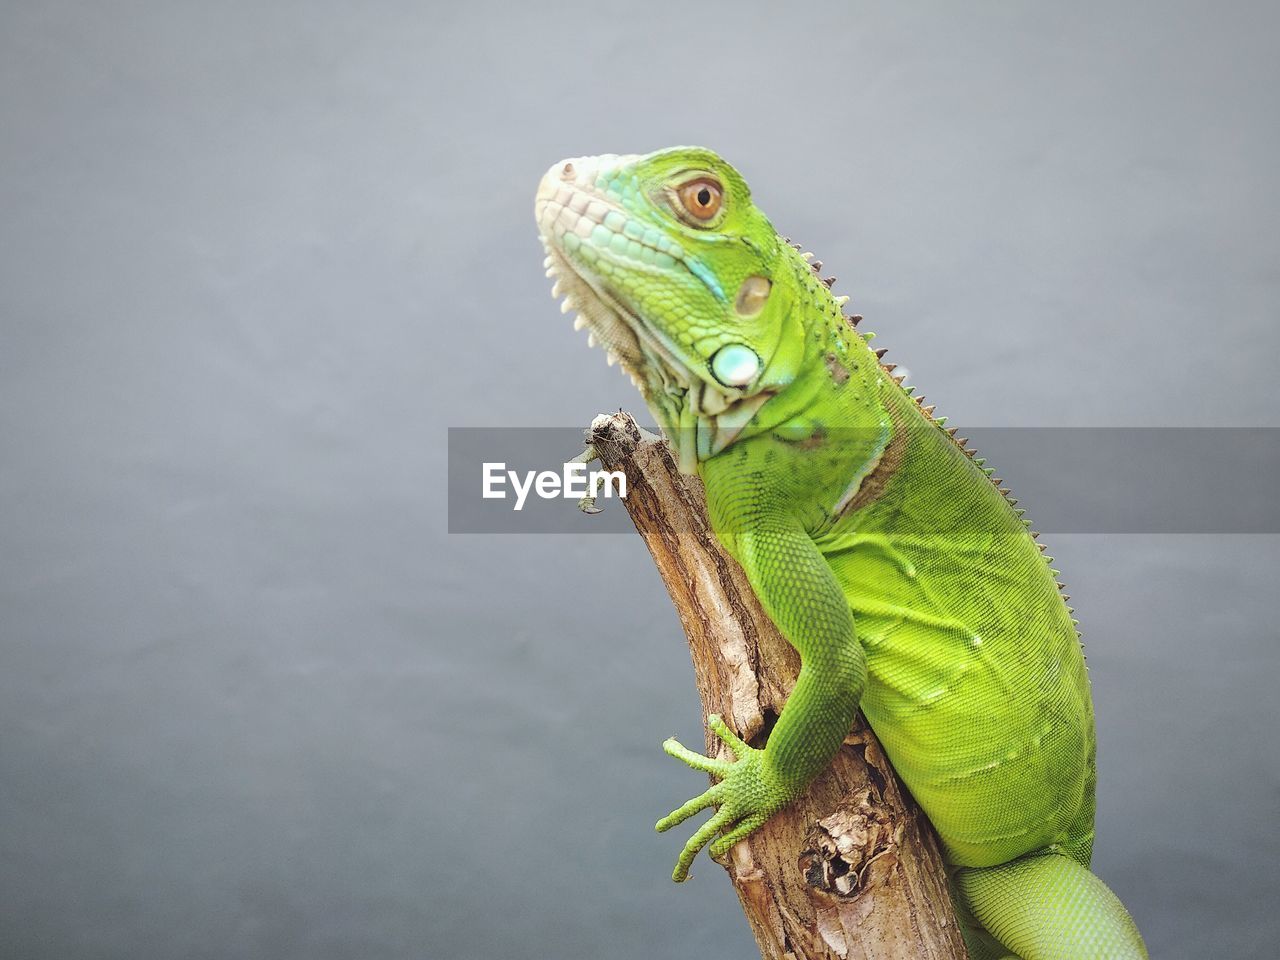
[586, 412, 967, 960]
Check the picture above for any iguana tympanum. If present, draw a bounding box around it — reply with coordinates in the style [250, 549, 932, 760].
[534, 147, 1148, 959]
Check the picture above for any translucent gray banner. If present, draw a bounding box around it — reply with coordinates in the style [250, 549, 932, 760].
[447, 427, 1280, 534]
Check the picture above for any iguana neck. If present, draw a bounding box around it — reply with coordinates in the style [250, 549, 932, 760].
[679, 247, 889, 474]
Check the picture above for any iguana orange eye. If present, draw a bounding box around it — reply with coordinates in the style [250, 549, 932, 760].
[676, 178, 723, 221]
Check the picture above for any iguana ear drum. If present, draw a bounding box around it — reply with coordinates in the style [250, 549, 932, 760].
[735, 276, 771, 317]
[710, 344, 760, 387]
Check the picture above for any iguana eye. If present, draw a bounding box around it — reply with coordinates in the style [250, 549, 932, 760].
[676, 177, 723, 222]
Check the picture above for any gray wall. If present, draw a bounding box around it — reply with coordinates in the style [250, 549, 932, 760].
[2, 2, 1277, 958]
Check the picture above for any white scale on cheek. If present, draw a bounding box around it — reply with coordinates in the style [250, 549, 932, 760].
[710, 344, 760, 387]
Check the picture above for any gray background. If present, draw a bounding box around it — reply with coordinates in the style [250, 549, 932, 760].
[2, 1, 1277, 958]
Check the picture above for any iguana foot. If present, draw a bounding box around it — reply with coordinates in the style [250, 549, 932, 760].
[655, 714, 784, 882]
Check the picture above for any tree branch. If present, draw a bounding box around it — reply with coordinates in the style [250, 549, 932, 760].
[585, 412, 968, 960]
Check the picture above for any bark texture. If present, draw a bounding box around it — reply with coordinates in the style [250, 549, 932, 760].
[586, 412, 968, 960]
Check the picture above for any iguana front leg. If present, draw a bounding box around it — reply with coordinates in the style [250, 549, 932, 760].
[657, 511, 867, 881]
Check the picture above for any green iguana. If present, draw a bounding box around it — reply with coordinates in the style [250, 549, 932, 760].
[535, 147, 1148, 959]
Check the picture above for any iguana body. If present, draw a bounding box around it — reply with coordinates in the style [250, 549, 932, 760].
[535, 147, 1147, 959]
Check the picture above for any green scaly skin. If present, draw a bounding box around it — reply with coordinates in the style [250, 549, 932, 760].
[535, 147, 1148, 959]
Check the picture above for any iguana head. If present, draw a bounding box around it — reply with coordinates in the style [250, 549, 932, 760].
[536, 147, 814, 469]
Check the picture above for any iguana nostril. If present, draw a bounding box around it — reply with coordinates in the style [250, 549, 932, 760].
[710, 344, 760, 387]
[561, 162, 575, 180]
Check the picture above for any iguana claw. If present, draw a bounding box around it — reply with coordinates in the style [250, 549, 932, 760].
[656, 714, 779, 882]
[566, 444, 604, 514]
